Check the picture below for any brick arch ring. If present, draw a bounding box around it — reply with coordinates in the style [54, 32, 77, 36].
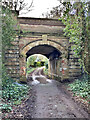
[21, 40, 67, 56]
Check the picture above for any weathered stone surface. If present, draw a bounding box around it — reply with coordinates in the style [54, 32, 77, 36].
[6, 62, 19, 66]
[5, 50, 19, 54]
[18, 17, 65, 26]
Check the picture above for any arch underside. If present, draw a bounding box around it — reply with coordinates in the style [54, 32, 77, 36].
[26, 45, 61, 59]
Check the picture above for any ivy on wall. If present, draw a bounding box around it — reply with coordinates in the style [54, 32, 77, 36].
[60, 2, 90, 73]
[2, 7, 19, 62]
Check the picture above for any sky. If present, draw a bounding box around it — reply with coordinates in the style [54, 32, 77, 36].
[19, 0, 60, 18]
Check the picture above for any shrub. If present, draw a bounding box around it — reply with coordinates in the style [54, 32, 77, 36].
[1, 66, 30, 112]
[68, 74, 89, 101]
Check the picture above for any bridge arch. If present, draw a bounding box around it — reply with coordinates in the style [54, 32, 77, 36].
[20, 39, 69, 80]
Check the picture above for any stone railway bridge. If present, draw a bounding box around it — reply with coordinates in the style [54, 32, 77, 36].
[5, 17, 82, 82]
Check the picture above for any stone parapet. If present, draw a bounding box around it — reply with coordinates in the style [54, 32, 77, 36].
[17, 17, 65, 26]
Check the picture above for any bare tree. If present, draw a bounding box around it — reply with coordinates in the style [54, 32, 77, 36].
[42, 0, 76, 18]
[2, 0, 34, 15]
[42, 0, 66, 18]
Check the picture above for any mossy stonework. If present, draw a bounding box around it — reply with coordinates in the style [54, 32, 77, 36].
[5, 17, 82, 82]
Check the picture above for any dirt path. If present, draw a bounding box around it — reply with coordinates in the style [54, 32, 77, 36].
[29, 67, 89, 118]
[5, 67, 89, 119]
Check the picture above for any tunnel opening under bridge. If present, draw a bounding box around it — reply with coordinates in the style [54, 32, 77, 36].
[26, 45, 61, 77]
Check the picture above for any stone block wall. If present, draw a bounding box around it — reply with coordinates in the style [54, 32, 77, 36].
[68, 44, 82, 80]
[5, 37, 20, 81]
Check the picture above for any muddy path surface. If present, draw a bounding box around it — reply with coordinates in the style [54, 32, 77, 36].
[28, 67, 89, 118]
[4, 67, 89, 119]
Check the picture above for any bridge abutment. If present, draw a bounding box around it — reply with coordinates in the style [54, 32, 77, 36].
[48, 54, 69, 81]
[5, 36, 20, 81]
